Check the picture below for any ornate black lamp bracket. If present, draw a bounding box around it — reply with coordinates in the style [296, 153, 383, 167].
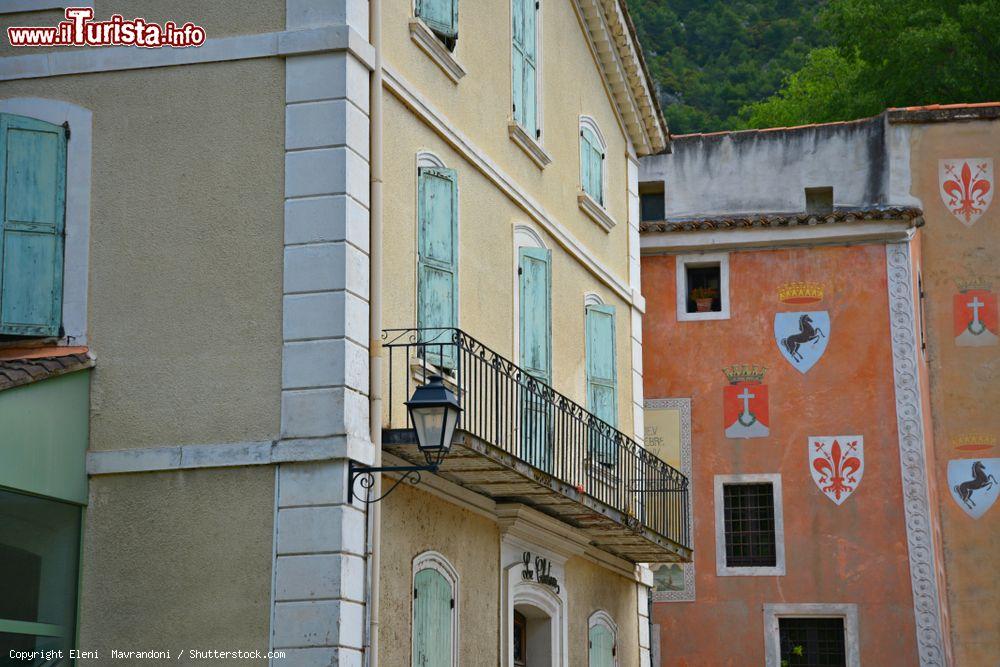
[348, 461, 439, 505]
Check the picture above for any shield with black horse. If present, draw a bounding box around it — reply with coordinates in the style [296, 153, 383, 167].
[774, 311, 830, 374]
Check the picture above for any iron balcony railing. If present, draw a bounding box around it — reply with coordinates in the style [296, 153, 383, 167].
[382, 327, 690, 549]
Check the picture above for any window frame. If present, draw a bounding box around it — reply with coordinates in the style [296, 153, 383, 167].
[579, 116, 607, 207]
[675, 252, 730, 322]
[763, 603, 859, 667]
[411, 550, 460, 667]
[510, 0, 542, 140]
[587, 610, 619, 667]
[714, 473, 785, 577]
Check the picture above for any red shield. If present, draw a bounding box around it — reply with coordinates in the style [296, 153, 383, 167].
[723, 381, 769, 439]
[953, 290, 999, 346]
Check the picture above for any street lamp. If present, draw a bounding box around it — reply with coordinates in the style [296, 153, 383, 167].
[348, 376, 462, 504]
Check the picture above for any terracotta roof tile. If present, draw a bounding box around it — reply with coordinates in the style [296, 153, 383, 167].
[0, 350, 93, 392]
[639, 206, 923, 233]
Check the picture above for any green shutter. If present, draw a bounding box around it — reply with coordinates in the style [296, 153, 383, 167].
[417, 167, 458, 369]
[512, 0, 537, 137]
[586, 304, 617, 464]
[412, 569, 453, 667]
[0, 113, 66, 337]
[589, 624, 615, 667]
[519, 246, 552, 471]
[581, 126, 603, 205]
[416, 0, 458, 39]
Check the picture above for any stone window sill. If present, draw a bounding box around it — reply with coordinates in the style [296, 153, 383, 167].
[508, 123, 552, 169]
[577, 192, 617, 232]
[409, 19, 466, 84]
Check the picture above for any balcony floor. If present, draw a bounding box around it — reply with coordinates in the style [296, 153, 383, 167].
[384, 429, 692, 563]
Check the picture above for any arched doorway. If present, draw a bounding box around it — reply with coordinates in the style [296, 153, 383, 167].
[513, 603, 554, 666]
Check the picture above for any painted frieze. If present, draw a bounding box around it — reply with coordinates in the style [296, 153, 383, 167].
[774, 282, 829, 373]
[808, 436, 864, 505]
[953, 278, 998, 347]
[939, 158, 993, 226]
[722, 365, 769, 439]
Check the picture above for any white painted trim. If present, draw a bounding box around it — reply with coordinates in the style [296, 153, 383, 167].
[578, 192, 617, 232]
[502, 535, 568, 667]
[641, 220, 915, 254]
[416, 150, 447, 169]
[0, 0, 91, 12]
[412, 550, 460, 667]
[579, 115, 607, 206]
[0, 25, 376, 81]
[383, 65, 636, 306]
[675, 252, 730, 322]
[885, 242, 949, 666]
[85, 436, 376, 475]
[508, 122, 552, 169]
[587, 610, 619, 667]
[763, 603, 859, 667]
[583, 292, 605, 308]
[409, 19, 466, 84]
[0, 98, 91, 344]
[714, 473, 785, 577]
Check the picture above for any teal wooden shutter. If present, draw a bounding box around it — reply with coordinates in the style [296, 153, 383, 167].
[0, 113, 66, 337]
[416, 0, 458, 40]
[512, 0, 537, 137]
[586, 305, 618, 464]
[519, 246, 552, 471]
[588, 624, 615, 667]
[417, 167, 458, 368]
[412, 568, 454, 667]
[580, 126, 603, 205]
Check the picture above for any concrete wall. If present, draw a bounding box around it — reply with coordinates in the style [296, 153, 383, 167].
[909, 119, 1000, 666]
[78, 467, 274, 658]
[642, 244, 919, 665]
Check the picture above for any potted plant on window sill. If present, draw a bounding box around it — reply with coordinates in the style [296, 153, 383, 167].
[691, 287, 718, 312]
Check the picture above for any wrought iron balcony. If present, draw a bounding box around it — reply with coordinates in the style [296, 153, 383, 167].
[382, 327, 691, 562]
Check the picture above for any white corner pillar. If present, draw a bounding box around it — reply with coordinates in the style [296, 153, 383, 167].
[627, 155, 645, 445]
[636, 567, 653, 667]
[272, 2, 373, 664]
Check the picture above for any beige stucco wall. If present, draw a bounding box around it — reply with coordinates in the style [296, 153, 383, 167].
[1, 59, 285, 450]
[379, 482, 501, 666]
[382, 0, 631, 281]
[381, 91, 634, 431]
[565, 557, 639, 667]
[908, 119, 1000, 667]
[78, 466, 274, 659]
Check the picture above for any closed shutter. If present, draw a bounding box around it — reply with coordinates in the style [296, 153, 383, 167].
[588, 623, 615, 667]
[519, 246, 552, 471]
[0, 113, 66, 337]
[512, 0, 537, 137]
[417, 167, 458, 369]
[412, 568, 454, 667]
[580, 126, 603, 205]
[586, 304, 618, 464]
[416, 0, 458, 40]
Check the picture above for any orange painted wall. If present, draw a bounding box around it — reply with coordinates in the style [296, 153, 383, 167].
[910, 120, 1000, 666]
[643, 244, 919, 665]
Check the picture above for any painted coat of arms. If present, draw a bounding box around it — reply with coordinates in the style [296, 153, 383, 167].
[809, 436, 863, 505]
[948, 458, 999, 519]
[939, 158, 993, 226]
[774, 282, 829, 373]
[953, 278, 998, 347]
[723, 365, 769, 439]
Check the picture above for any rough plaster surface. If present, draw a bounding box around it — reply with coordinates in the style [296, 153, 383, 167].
[1, 59, 285, 450]
[78, 467, 274, 659]
[564, 556, 640, 667]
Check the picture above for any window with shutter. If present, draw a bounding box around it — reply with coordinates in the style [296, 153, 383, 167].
[511, 0, 538, 137]
[417, 166, 459, 369]
[412, 568, 454, 667]
[0, 113, 66, 337]
[588, 622, 615, 667]
[580, 124, 604, 206]
[586, 304, 617, 464]
[518, 246, 552, 471]
[416, 0, 458, 48]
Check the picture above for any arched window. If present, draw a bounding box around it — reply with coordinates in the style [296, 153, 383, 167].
[412, 551, 459, 666]
[588, 610, 618, 667]
[579, 117, 606, 206]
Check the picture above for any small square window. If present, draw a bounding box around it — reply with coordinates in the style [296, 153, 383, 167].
[639, 181, 665, 222]
[805, 187, 834, 214]
[778, 617, 847, 667]
[676, 253, 730, 321]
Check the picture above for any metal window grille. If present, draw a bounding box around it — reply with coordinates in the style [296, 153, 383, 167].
[723, 483, 776, 567]
[778, 617, 847, 667]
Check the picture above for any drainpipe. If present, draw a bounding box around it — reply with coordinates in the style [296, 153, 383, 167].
[364, 0, 384, 664]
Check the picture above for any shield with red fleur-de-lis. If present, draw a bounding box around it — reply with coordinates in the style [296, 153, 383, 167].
[808, 436, 864, 505]
[939, 158, 993, 227]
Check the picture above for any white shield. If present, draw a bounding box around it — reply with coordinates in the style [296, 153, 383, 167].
[939, 158, 993, 227]
[809, 436, 864, 505]
[948, 458, 1000, 519]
